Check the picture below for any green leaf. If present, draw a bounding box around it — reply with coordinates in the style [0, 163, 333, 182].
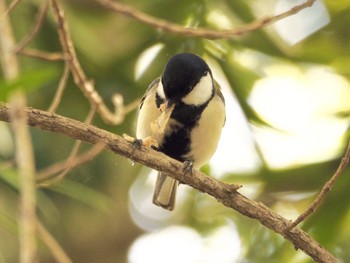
[0, 67, 58, 101]
[0, 167, 113, 217]
[0, 167, 19, 189]
[50, 179, 114, 214]
[0, 210, 17, 234]
[0, 167, 60, 221]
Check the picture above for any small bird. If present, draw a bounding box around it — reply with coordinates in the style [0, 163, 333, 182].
[136, 53, 226, 210]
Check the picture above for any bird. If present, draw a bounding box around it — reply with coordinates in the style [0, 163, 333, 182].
[136, 53, 226, 211]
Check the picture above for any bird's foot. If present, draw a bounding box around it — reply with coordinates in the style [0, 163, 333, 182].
[183, 160, 194, 175]
[123, 134, 159, 149]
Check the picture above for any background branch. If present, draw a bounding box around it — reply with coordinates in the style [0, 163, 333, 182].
[36, 220, 72, 263]
[47, 63, 70, 113]
[50, 0, 131, 125]
[285, 141, 350, 231]
[9, 96, 38, 263]
[96, 0, 317, 39]
[3, 0, 21, 15]
[1, 0, 37, 262]
[18, 48, 65, 61]
[0, 105, 338, 263]
[37, 108, 100, 186]
[14, 1, 48, 54]
[36, 142, 105, 186]
[0, 0, 19, 79]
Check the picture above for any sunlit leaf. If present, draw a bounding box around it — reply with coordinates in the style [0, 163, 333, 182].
[218, 56, 270, 126]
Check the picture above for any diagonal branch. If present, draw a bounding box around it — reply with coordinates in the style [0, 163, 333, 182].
[47, 63, 70, 113]
[36, 219, 72, 263]
[37, 108, 101, 186]
[285, 141, 350, 232]
[0, 104, 339, 263]
[3, 0, 22, 15]
[96, 0, 317, 39]
[50, 0, 130, 125]
[36, 142, 105, 186]
[14, 1, 49, 53]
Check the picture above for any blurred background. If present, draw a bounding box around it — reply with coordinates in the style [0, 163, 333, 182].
[1, 0, 350, 262]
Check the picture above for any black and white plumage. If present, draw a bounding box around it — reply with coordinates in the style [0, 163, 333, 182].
[136, 53, 226, 210]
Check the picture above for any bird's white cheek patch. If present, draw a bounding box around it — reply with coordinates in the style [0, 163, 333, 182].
[181, 74, 213, 106]
[156, 80, 166, 99]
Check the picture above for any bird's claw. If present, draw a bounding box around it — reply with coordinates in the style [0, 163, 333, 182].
[123, 134, 159, 149]
[183, 160, 194, 175]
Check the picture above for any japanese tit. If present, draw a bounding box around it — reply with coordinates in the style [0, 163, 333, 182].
[136, 53, 225, 211]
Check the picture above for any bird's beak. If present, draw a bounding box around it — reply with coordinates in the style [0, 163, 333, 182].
[159, 99, 175, 114]
[166, 99, 175, 109]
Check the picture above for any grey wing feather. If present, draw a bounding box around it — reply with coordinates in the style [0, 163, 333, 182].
[214, 79, 226, 126]
[139, 77, 161, 109]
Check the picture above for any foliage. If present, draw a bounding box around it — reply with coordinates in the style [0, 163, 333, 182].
[0, 0, 350, 262]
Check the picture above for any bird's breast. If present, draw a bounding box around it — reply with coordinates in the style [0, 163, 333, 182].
[185, 94, 226, 169]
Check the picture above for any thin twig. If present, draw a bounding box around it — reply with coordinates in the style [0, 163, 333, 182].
[9, 94, 37, 263]
[48, 63, 70, 113]
[123, 97, 141, 115]
[37, 142, 105, 186]
[14, 1, 49, 53]
[18, 48, 66, 61]
[111, 94, 141, 124]
[36, 219, 72, 263]
[0, 105, 339, 263]
[50, 0, 130, 125]
[37, 108, 101, 186]
[4, 0, 22, 15]
[285, 141, 350, 232]
[97, 0, 317, 39]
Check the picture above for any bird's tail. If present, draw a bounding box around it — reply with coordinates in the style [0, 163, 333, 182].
[153, 172, 177, 211]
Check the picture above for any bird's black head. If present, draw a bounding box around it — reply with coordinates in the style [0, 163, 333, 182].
[161, 53, 211, 101]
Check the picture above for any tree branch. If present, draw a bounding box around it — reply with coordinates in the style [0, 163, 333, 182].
[0, 0, 19, 79]
[36, 142, 104, 186]
[47, 63, 70, 113]
[18, 48, 65, 61]
[9, 96, 38, 263]
[36, 219, 72, 263]
[96, 0, 317, 39]
[1, 0, 37, 261]
[50, 0, 129, 125]
[14, 1, 48, 54]
[3, 0, 22, 15]
[285, 140, 350, 232]
[0, 105, 339, 263]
